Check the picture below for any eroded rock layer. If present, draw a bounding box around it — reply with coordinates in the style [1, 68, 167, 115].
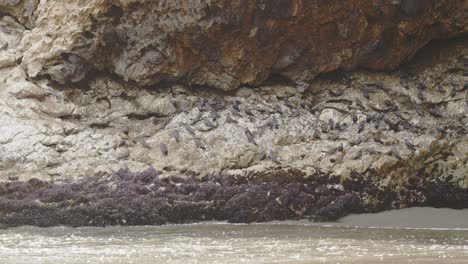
[1, 0, 467, 89]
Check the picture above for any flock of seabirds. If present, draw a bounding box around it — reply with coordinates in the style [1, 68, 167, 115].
[111, 64, 468, 166]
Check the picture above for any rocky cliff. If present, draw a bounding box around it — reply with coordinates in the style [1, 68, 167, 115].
[0, 0, 467, 227]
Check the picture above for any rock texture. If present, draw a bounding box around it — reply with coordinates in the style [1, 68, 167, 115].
[0, 1, 467, 226]
[2, 0, 467, 90]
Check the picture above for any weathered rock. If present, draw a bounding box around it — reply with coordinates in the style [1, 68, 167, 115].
[11, 0, 468, 90]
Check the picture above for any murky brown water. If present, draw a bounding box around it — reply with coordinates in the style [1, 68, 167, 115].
[1, 208, 467, 264]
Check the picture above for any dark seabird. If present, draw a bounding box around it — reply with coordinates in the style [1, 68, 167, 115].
[436, 84, 446, 94]
[230, 107, 242, 117]
[417, 89, 425, 102]
[244, 128, 256, 145]
[225, 115, 237, 124]
[428, 107, 443, 118]
[365, 81, 384, 89]
[139, 138, 151, 149]
[336, 143, 344, 152]
[365, 148, 379, 155]
[382, 115, 392, 126]
[384, 99, 394, 108]
[290, 109, 300, 117]
[352, 149, 363, 160]
[171, 130, 181, 143]
[283, 97, 293, 108]
[374, 118, 381, 130]
[393, 111, 404, 120]
[355, 98, 366, 109]
[203, 117, 217, 128]
[244, 107, 254, 116]
[338, 123, 348, 131]
[160, 143, 168, 156]
[184, 125, 196, 136]
[330, 88, 345, 97]
[362, 86, 370, 99]
[400, 77, 409, 89]
[328, 134, 339, 141]
[373, 133, 384, 144]
[404, 139, 416, 150]
[313, 129, 321, 140]
[350, 137, 362, 146]
[390, 147, 402, 160]
[265, 116, 279, 130]
[274, 104, 283, 114]
[258, 125, 268, 137]
[352, 114, 358, 123]
[232, 99, 241, 111]
[328, 119, 334, 130]
[450, 84, 457, 97]
[191, 112, 203, 125]
[193, 138, 206, 150]
[412, 101, 423, 116]
[268, 151, 280, 164]
[417, 81, 426, 90]
[321, 124, 329, 133]
[210, 110, 220, 121]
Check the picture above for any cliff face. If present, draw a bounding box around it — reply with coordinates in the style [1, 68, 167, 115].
[3, 0, 467, 90]
[0, 1, 467, 226]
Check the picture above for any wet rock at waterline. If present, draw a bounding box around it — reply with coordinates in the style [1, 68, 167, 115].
[0, 167, 467, 227]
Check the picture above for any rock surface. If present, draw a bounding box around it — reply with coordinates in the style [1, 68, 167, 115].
[3, 0, 467, 90]
[0, 1, 467, 226]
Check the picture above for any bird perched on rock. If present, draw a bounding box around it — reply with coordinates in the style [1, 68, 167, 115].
[283, 97, 293, 108]
[171, 130, 181, 143]
[328, 119, 334, 130]
[328, 133, 339, 141]
[193, 138, 206, 150]
[404, 139, 416, 150]
[232, 99, 241, 111]
[139, 138, 151, 149]
[244, 107, 254, 116]
[191, 112, 203, 125]
[390, 147, 402, 160]
[203, 117, 217, 128]
[230, 107, 242, 117]
[349, 137, 362, 146]
[184, 125, 196, 136]
[267, 151, 280, 164]
[352, 149, 363, 160]
[428, 107, 443, 118]
[373, 133, 384, 144]
[330, 88, 345, 97]
[274, 104, 283, 115]
[160, 143, 168, 156]
[244, 128, 256, 145]
[225, 115, 237, 124]
[265, 116, 279, 130]
[313, 129, 321, 140]
[436, 84, 446, 94]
